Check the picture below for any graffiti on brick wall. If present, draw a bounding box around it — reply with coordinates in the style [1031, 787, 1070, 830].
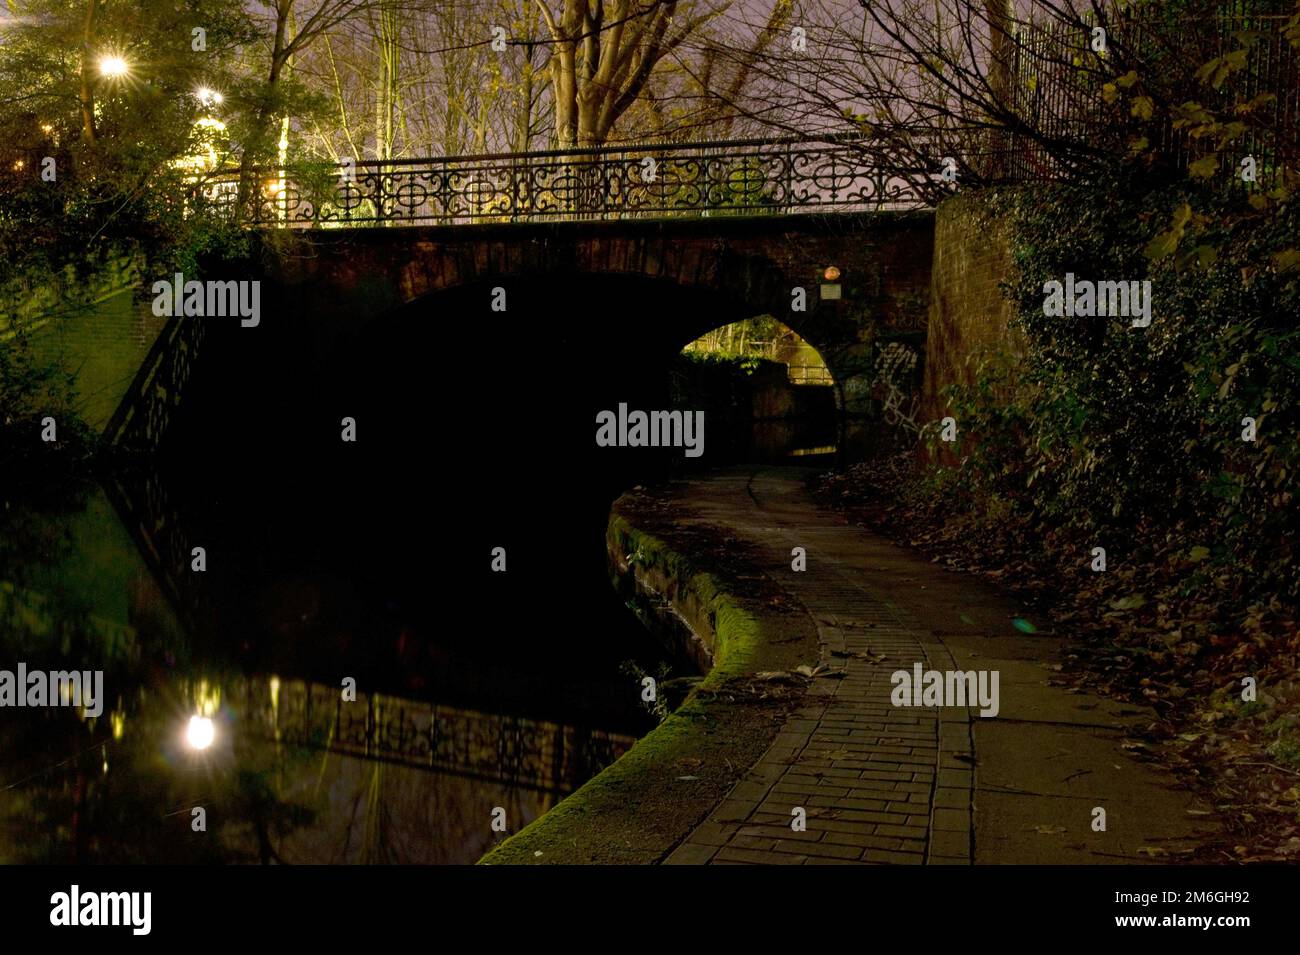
[872, 341, 921, 437]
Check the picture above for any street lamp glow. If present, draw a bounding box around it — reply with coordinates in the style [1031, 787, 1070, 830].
[98, 55, 129, 78]
[196, 87, 223, 106]
[186, 715, 215, 750]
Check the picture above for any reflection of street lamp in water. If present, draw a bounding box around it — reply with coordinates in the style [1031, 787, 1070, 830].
[186, 715, 215, 751]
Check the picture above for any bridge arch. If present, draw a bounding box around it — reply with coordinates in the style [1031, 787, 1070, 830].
[257, 211, 934, 453]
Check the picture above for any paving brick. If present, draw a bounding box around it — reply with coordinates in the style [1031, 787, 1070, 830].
[665, 843, 719, 865]
[863, 849, 925, 864]
[686, 822, 738, 847]
[727, 780, 773, 803]
[817, 808, 903, 825]
[929, 829, 969, 857]
[932, 808, 970, 833]
[937, 769, 974, 790]
[857, 769, 913, 782]
[803, 856, 862, 865]
[818, 829, 901, 850]
[759, 791, 803, 808]
[808, 795, 889, 811]
[784, 719, 821, 734]
[739, 823, 818, 842]
[778, 839, 862, 860]
[875, 823, 928, 839]
[933, 787, 967, 810]
[716, 846, 797, 865]
[729, 834, 781, 852]
[894, 781, 933, 793]
[711, 799, 757, 824]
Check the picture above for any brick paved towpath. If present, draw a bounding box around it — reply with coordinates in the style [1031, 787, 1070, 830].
[661, 469, 1220, 865]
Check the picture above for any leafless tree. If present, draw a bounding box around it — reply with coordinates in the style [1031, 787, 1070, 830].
[533, 0, 740, 148]
[706, 0, 1296, 197]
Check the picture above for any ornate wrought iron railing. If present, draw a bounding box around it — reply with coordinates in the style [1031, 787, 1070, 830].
[198, 136, 937, 227]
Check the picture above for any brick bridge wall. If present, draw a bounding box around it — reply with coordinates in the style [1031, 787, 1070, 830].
[920, 195, 1024, 427]
[257, 212, 935, 427]
[100, 202, 1031, 460]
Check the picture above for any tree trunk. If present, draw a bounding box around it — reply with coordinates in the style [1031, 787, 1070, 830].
[374, 0, 399, 160]
[985, 0, 1015, 109]
[78, 0, 99, 143]
[984, 0, 1016, 179]
[238, 2, 295, 219]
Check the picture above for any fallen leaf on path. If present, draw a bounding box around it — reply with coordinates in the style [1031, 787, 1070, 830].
[754, 670, 802, 684]
[831, 649, 888, 664]
[795, 664, 848, 679]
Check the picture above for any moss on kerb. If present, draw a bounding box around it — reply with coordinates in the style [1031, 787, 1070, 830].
[477, 515, 765, 865]
[605, 516, 762, 677]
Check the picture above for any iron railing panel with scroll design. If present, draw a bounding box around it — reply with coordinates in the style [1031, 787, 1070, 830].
[200, 137, 938, 227]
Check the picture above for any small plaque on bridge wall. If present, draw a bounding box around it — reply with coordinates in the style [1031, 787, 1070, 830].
[820, 283, 842, 300]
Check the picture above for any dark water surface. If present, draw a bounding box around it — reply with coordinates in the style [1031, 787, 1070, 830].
[1, 275, 836, 863]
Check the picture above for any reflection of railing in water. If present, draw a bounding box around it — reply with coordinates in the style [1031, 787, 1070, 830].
[235, 677, 637, 795]
[103, 312, 206, 451]
[102, 466, 214, 641]
[100, 310, 214, 637]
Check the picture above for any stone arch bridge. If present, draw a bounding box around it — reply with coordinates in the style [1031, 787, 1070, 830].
[108, 137, 939, 452]
[261, 212, 932, 409]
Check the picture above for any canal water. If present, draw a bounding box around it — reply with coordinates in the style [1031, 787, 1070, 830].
[1, 278, 837, 864]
